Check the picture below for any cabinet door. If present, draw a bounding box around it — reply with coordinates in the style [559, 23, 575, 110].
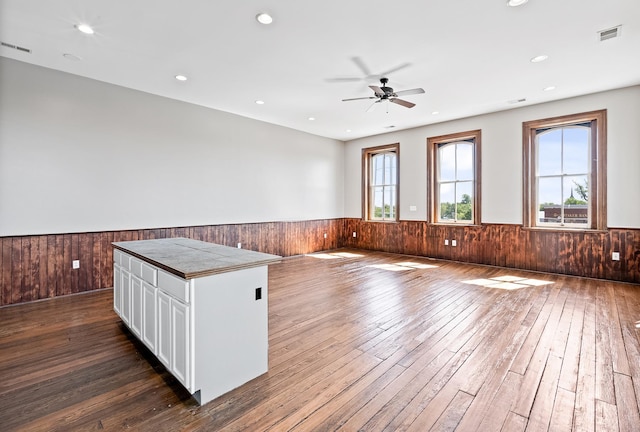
[142, 282, 157, 353]
[157, 290, 172, 369]
[113, 265, 122, 316]
[171, 299, 190, 389]
[121, 270, 131, 325]
[130, 275, 143, 337]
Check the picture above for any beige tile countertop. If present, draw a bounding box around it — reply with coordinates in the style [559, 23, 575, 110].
[112, 238, 282, 279]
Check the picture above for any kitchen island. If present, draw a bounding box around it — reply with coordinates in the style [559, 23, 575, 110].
[112, 238, 281, 405]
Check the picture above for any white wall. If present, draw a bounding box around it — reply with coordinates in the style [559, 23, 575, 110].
[0, 58, 344, 236]
[344, 86, 640, 229]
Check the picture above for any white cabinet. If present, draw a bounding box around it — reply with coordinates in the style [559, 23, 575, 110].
[121, 270, 131, 325]
[113, 265, 122, 315]
[157, 290, 172, 368]
[130, 275, 143, 337]
[142, 282, 157, 353]
[113, 239, 277, 406]
[170, 299, 190, 386]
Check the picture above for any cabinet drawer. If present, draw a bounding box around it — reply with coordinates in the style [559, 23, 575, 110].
[129, 257, 158, 286]
[130, 257, 143, 278]
[141, 262, 158, 286]
[114, 250, 131, 270]
[158, 270, 190, 303]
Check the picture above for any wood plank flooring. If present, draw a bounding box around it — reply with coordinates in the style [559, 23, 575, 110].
[1, 249, 640, 431]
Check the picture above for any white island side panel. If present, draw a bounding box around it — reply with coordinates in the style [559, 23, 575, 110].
[192, 266, 269, 404]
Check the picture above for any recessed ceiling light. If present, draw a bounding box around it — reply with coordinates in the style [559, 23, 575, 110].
[175, 75, 188, 81]
[308, 117, 315, 121]
[530, 55, 548, 63]
[255, 100, 265, 105]
[63, 53, 82, 61]
[432, 111, 440, 115]
[256, 13, 273, 25]
[507, 0, 529, 6]
[75, 24, 94, 35]
[543, 86, 556, 91]
[345, 129, 352, 132]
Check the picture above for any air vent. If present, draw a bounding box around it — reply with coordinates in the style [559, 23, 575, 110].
[508, 98, 527, 105]
[1, 41, 32, 53]
[599, 26, 621, 42]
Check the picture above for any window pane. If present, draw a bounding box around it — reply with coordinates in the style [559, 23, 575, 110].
[456, 143, 473, 181]
[373, 154, 384, 185]
[456, 181, 473, 221]
[384, 187, 395, 219]
[563, 127, 589, 175]
[372, 186, 384, 219]
[538, 177, 562, 224]
[538, 130, 562, 176]
[438, 144, 456, 181]
[563, 175, 588, 226]
[439, 183, 455, 221]
[387, 153, 396, 185]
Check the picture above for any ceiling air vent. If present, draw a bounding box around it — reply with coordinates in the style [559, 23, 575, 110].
[0, 41, 32, 53]
[599, 26, 621, 42]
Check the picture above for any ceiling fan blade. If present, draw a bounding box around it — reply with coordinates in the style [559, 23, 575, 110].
[379, 62, 411, 77]
[369, 85, 384, 96]
[325, 77, 364, 83]
[390, 98, 416, 108]
[351, 57, 372, 77]
[342, 96, 377, 102]
[366, 101, 380, 113]
[394, 88, 425, 97]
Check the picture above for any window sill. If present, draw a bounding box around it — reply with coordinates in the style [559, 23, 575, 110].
[362, 219, 400, 224]
[428, 222, 480, 227]
[522, 226, 608, 234]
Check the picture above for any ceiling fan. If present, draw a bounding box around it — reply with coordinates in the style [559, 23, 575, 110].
[342, 77, 425, 111]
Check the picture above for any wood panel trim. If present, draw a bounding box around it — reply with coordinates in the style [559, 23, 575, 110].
[2, 218, 638, 306]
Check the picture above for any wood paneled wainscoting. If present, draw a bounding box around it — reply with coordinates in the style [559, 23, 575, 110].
[2, 219, 639, 306]
[0, 219, 345, 306]
[343, 219, 640, 285]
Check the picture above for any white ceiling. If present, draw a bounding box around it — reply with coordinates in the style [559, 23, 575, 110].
[1, 0, 638, 141]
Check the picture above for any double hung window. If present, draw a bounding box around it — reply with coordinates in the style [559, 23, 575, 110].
[523, 110, 606, 230]
[428, 130, 481, 224]
[363, 144, 399, 221]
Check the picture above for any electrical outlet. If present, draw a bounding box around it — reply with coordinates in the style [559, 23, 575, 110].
[612, 252, 620, 261]
[352, 232, 357, 237]
[409, 205, 417, 211]
[72, 260, 80, 269]
[237, 242, 242, 249]
[324, 233, 327, 239]
[452, 240, 457, 247]
[444, 239, 449, 246]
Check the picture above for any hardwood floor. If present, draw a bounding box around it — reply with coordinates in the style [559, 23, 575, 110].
[1, 249, 640, 431]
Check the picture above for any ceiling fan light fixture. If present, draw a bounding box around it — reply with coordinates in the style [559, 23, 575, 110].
[507, 0, 529, 6]
[256, 13, 273, 25]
